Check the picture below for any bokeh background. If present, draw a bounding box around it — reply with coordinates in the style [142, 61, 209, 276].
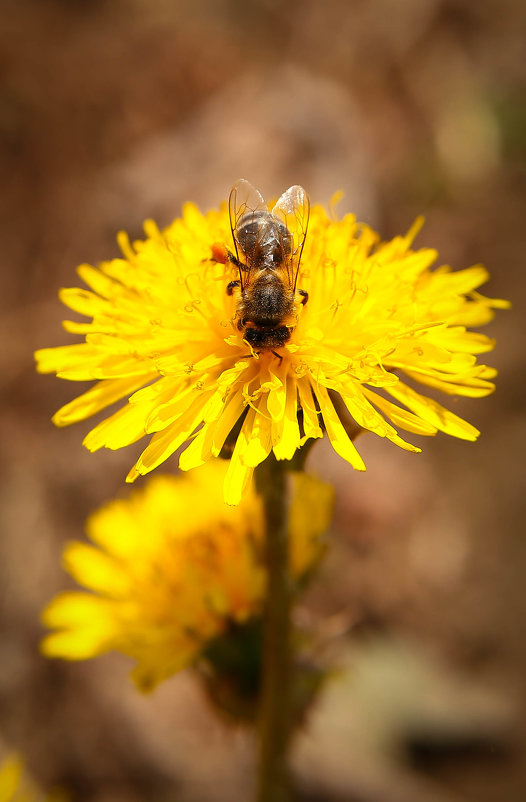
[1, 0, 524, 800]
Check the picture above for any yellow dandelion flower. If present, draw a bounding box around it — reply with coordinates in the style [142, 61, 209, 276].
[41, 461, 332, 692]
[35, 185, 508, 503]
[0, 753, 65, 802]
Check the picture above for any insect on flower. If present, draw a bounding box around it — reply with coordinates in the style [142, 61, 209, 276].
[35, 177, 508, 504]
[212, 179, 310, 354]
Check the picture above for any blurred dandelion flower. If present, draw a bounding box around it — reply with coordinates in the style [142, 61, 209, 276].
[41, 462, 331, 691]
[35, 194, 507, 503]
[0, 753, 65, 802]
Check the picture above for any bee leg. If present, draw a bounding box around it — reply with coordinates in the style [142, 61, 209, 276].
[210, 245, 246, 270]
[298, 289, 309, 305]
[227, 251, 247, 270]
[272, 351, 283, 364]
[227, 280, 241, 296]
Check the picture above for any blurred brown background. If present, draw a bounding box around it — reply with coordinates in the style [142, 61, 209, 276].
[0, 0, 524, 800]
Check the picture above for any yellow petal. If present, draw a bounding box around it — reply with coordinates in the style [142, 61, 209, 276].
[179, 390, 246, 470]
[223, 416, 258, 504]
[34, 343, 101, 375]
[403, 368, 495, 398]
[210, 390, 248, 457]
[77, 263, 121, 298]
[338, 379, 397, 438]
[224, 457, 254, 505]
[273, 375, 301, 460]
[387, 381, 479, 440]
[130, 400, 210, 479]
[362, 387, 437, 436]
[41, 593, 116, 658]
[297, 377, 323, 441]
[58, 287, 110, 318]
[315, 384, 366, 470]
[63, 542, 130, 596]
[52, 375, 155, 426]
[144, 385, 214, 433]
[243, 405, 273, 468]
[83, 404, 147, 451]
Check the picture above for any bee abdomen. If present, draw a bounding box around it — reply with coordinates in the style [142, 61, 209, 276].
[245, 277, 290, 325]
[244, 326, 290, 349]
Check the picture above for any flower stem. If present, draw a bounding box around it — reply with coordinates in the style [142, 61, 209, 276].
[255, 454, 293, 802]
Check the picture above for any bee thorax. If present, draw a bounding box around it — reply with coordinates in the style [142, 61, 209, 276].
[237, 211, 292, 268]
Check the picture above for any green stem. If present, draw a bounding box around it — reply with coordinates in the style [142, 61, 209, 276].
[255, 454, 293, 802]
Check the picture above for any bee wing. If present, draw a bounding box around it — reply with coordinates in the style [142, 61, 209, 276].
[271, 185, 310, 290]
[229, 178, 267, 260]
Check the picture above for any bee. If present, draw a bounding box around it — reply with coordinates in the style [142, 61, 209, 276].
[214, 179, 310, 353]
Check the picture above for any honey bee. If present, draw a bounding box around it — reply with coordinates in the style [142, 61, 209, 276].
[215, 179, 310, 353]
